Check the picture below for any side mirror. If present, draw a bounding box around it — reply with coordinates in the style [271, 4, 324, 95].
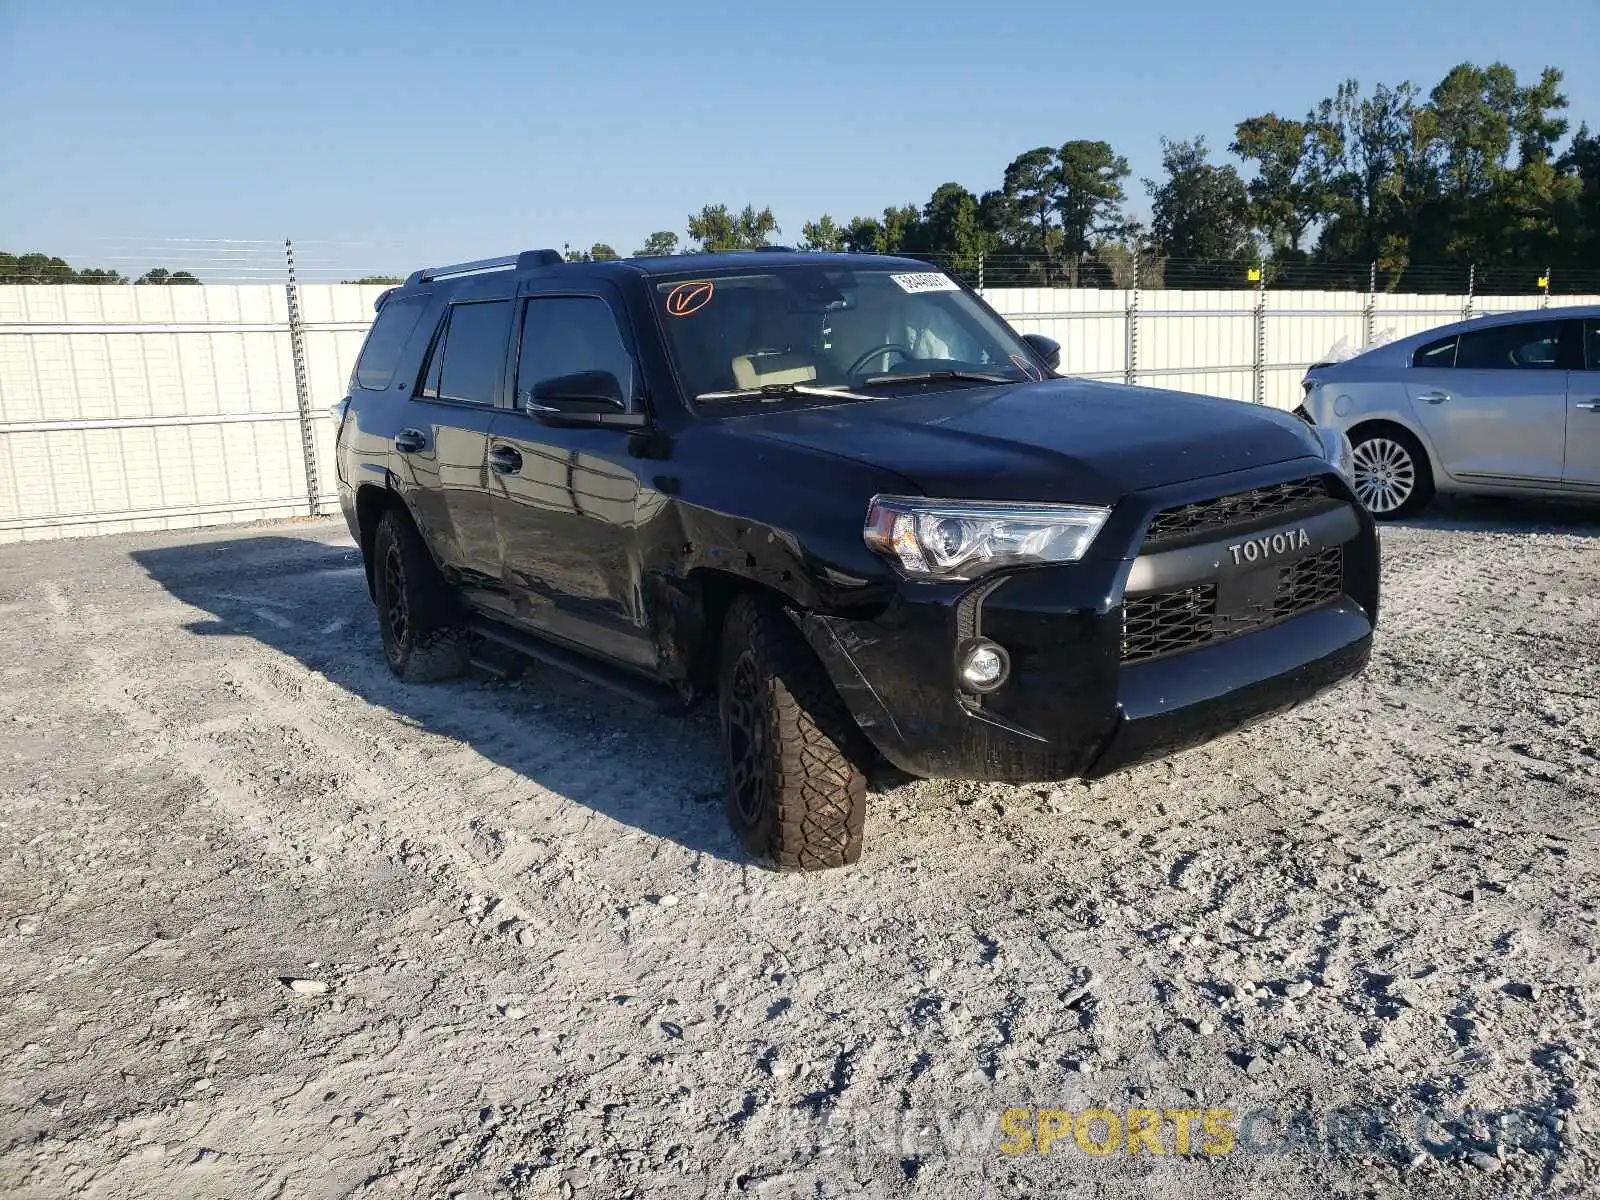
[1021, 334, 1061, 372]
[523, 370, 648, 430]
[529, 369, 626, 411]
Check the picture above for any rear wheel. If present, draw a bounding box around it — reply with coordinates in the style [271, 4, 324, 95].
[1350, 426, 1434, 519]
[718, 593, 868, 870]
[371, 509, 469, 681]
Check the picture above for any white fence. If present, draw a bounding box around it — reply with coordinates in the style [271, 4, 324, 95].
[2, 283, 1595, 543]
[987, 287, 1600, 408]
[0, 284, 385, 542]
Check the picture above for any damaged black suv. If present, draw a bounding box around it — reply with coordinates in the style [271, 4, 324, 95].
[335, 249, 1379, 870]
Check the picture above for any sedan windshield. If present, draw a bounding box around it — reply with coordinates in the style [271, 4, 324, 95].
[653, 267, 1043, 404]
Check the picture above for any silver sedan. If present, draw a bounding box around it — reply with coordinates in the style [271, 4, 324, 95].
[1299, 306, 1600, 518]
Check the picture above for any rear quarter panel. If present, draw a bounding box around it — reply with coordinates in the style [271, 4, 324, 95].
[336, 292, 449, 550]
[1307, 364, 1446, 484]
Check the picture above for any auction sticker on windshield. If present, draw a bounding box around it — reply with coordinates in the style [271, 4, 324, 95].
[665, 280, 715, 317]
[890, 272, 961, 294]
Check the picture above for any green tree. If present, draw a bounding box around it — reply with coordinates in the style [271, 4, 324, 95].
[686, 204, 779, 251]
[798, 214, 844, 251]
[1231, 113, 1339, 255]
[1557, 123, 1600, 266]
[1053, 140, 1131, 263]
[135, 267, 199, 284]
[73, 267, 128, 283]
[1426, 63, 1571, 265]
[1301, 63, 1574, 278]
[877, 204, 921, 253]
[342, 275, 403, 284]
[1001, 147, 1058, 252]
[1145, 137, 1255, 278]
[832, 206, 920, 254]
[589, 243, 619, 261]
[840, 215, 884, 254]
[915, 182, 991, 279]
[1311, 79, 1425, 270]
[976, 189, 1020, 243]
[2, 252, 76, 283]
[634, 231, 679, 257]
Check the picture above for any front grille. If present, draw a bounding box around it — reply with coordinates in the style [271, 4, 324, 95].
[1122, 546, 1344, 663]
[1122, 583, 1219, 663]
[1143, 478, 1329, 548]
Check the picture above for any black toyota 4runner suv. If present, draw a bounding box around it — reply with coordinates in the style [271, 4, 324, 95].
[335, 249, 1379, 870]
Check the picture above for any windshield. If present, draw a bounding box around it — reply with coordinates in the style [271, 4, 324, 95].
[652, 267, 1044, 404]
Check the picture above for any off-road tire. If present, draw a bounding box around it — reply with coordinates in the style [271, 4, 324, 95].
[718, 593, 868, 870]
[371, 508, 469, 682]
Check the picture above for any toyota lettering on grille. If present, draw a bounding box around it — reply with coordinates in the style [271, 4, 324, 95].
[1226, 527, 1311, 566]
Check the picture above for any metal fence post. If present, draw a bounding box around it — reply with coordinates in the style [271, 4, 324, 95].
[1462, 262, 1476, 321]
[1363, 261, 1377, 347]
[977, 251, 985, 293]
[1540, 267, 1551, 308]
[1252, 269, 1267, 405]
[284, 238, 322, 517]
[1124, 246, 1140, 386]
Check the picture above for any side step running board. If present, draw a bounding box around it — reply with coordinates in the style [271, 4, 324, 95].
[466, 617, 687, 714]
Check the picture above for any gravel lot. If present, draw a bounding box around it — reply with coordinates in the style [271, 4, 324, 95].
[1, 498, 1597, 1199]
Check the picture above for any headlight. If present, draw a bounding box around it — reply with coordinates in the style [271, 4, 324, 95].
[863, 496, 1110, 580]
[1316, 425, 1354, 483]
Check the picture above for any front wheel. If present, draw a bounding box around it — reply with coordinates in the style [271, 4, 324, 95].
[1350, 427, 1434, 519]
[718, 594, 868, 871]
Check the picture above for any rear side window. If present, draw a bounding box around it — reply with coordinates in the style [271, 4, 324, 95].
[419, 300, 513, 406]
[1584, 319, 1600, 370]
[1455, 320, 1567, 370]
[1412, 335, 1457, 369]
[515, 296, 636, 409]
[354, 296, 428, 390]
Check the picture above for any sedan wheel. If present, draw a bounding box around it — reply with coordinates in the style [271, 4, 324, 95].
[1352, 436, 1417, 514]
[1349, 428, 1434, 519]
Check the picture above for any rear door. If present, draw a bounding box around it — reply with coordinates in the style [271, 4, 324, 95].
[1565, 319, 1600, 490]
[486, 288, 656, 669]
[1403, 318, 1576, 485]
[393, 297, 514, 582]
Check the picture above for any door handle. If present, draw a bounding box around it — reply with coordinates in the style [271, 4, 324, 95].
[393, 427, 427, 454]
[1416, 391, 1450, 405]
[1575, 400, 1600, 412]
[487, 444, 523, 475]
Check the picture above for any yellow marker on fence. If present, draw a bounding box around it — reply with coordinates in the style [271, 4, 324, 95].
[1247, 268, 1262, 282]
[1537, 275, 1549, 289]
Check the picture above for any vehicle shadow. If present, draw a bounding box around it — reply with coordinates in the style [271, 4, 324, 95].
[131, 533, 747, 865]
[1390, 494, 1600, 537]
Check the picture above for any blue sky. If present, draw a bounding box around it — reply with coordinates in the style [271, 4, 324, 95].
[2, 0, 1595, 280]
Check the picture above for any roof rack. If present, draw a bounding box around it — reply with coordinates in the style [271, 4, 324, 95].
[404, 249, 564, 288]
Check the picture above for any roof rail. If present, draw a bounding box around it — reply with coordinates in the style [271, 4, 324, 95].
[404, 248, 564, 288]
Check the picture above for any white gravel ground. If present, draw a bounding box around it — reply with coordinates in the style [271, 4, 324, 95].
[1, 498, 1597, 1200]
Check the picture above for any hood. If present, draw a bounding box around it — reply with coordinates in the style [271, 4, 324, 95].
[723, 377, 1322, 506]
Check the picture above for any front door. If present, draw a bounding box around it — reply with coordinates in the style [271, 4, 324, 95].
[1404, 318, 1577, 486]
[1564, 319, 1600, 490]
[397, 297, 514, 582]
[487, 291, 655, 670]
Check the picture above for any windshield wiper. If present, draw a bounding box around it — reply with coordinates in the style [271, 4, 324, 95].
[859, 369, 1017, 388]
[695, 382, 875, 403]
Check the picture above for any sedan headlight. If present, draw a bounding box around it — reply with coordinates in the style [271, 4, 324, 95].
[1315, 425, 1354, 483]
[863, 496, 1110, 580]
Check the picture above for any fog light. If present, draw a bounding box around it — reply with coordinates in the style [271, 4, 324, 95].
[958, 639, 1010, 694]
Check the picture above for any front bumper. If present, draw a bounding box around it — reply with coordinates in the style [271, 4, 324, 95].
[797, 460, 1378, 782]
